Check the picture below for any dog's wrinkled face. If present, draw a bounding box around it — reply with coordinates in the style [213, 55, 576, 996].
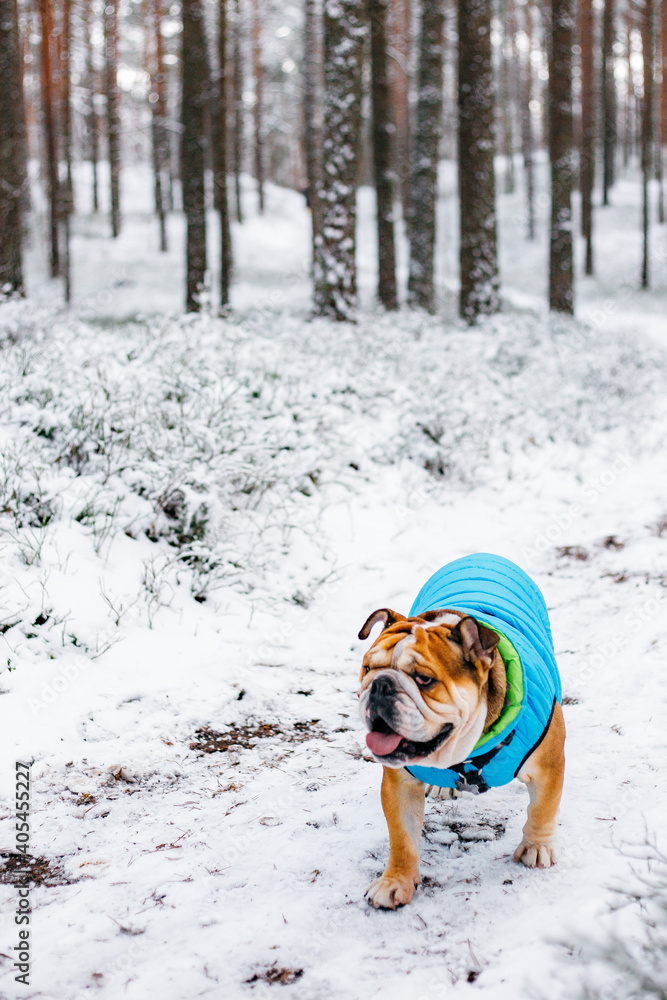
[358, 608, 501, 768]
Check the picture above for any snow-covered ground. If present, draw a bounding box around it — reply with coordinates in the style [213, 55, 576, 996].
[1, 163, 667, 999]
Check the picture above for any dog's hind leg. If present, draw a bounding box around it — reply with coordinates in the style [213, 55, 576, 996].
[365, 767, 425, 909]
[514, 701, 565, 868]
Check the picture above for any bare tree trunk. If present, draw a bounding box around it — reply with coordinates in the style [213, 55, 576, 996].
[458, 0, 500, 323]
[61, 0, 73, 302]
[214, 0, 232, 308]
[519, 0, 536, 239]
[541, 0, 551, 153]
[579, 0, 594, 274]
[548, 0, 574, 313]
[147, 0, 169, 251]
[83, 0, 99, 213]
[251, 0, 264, 213]
[104, 0, 121, 237]
[499, 0, 516, 194]
[181, 0, 209, 312]
[601, 0, 616, 204]
[658, 0, 666, 221]
[38, 0, 60, 277]
[313, 0, 366, 320]
[442, 1, 456, 160]
[624, 8, 635, 167]
[406, 0, 444, 311]
[640, 0, 654, 288]
[389, 0, 411, 212]
[368, 0, 397, 309]
[233, 0, 243, 223]
[304, 0, 322, 269]
[0, 0, 25, 293]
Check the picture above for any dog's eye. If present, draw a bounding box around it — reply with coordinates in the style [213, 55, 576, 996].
[414, 673, 436, 688]
[362, 665, 370, 675]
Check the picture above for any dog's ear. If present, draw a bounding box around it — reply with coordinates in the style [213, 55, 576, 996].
[448, 616, 500, 671]
[358, 608, 406, 641]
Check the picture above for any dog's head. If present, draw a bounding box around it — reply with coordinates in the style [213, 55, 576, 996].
[357, 608, 502, 768]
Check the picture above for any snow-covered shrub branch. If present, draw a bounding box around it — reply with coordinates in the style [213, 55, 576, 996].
[562, 841, 667, 1000]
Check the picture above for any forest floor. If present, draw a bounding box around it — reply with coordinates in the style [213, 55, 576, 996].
[1, 162, 667, 1000]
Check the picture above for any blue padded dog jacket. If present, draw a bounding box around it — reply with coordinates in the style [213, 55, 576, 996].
[405, 553, 561, 792]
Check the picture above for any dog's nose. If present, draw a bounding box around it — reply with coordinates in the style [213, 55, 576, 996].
[368, 674, 397, 715]
[371, 674, 395, 699]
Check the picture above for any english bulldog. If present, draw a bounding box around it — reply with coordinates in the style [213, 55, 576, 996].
[357, 554, 565, 909]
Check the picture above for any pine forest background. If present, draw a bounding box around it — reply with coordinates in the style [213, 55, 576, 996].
[0, 0, 665, 322]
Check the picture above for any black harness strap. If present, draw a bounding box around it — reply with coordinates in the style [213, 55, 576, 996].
[449, 728, 516, 794]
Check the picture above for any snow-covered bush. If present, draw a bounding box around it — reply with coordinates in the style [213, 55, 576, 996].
[563, 843, 667, 1000]
[1, 298, 663, 649]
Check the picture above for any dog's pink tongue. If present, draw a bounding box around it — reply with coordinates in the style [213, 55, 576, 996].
[366, 730, 403, 755]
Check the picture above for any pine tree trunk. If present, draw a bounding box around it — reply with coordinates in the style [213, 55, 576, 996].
[548, 0, 574, 313]
[83, 0, 99, 213]
[16, 8, 28, 215]
[389, 0, 411, 212]
[251, 0, 264, 213]
[499, 0, 516, 194]
[233, 0, 243, 223]
[640, 0, 654, 288]
[148, 0, 169, 251]
[519, 0, 536, 239]
[368, 0, 398, 310]
[579, 0, 594, 274]
[658, 0, 666, 222]
[214, 0, 232, 308]
[181, 0, 209, 312]
[0, 0, 25, 294]
[62, 0, 73, 302]
[624, 13, 634, 167]
[406, 0, 444, 311]
[601, 0, 616, 204]
[458, 0, 500, 323]
[313, 0, 366, 320]
[38, 0, 60, 278]
[541, 0, 551, 152]
[104, 0, 121, 237]
[304, 0, 322, 269]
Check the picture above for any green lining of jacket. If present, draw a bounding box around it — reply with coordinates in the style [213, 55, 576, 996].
[472, 625, 525, 751]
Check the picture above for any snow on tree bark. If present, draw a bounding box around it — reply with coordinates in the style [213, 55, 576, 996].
[304, 0, 323, 271]
[62, 0, 73, 302]
[548, 0, 575, 314]
[313, 0, 366, 321]
[498, 0, 517, 195]
[659, 0, 666, 222]
[232, 0, 243, 224]
[368, 0, 398, 310]
[389, 0, 411, 212]
[83, 0, 99, 214]
[406, 0, 444, 312]
[458, 0, 500, 323]
[519, 0, 536, 240]
[0, 0, 26, 294]
[214, 0, 232, 309]
[146, 0, 169, 253]
[601, 0, 616, 205]
[104, 0, 121, 238]
[251, 0, 265, 214]
[639, 0, 654, 289]
[579, 0, 595, 274]
[180, 0, 209, 312]
[38, 0, 60, 279]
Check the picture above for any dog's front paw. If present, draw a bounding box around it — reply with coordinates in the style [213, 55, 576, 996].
[513, 839, 560, 869]
[365, 872, 419, 909]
